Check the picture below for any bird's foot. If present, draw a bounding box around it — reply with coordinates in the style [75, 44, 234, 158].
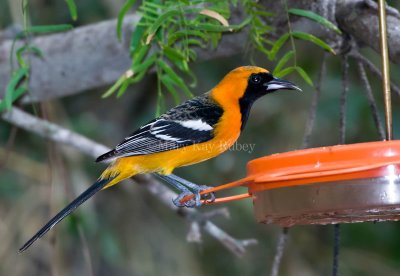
[173, 185, 215, 208]
[173, 190, 197, 208]
[195, 185, 216, 204]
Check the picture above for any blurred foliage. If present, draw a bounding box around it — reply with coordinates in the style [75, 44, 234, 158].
[0, 0, 74, 112]
[105, 0, 336, 115]
[2, 0, 337, 114]
[1, 0, 400, 276]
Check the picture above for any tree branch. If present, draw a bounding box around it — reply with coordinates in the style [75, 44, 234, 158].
[0, 15, 138, 102]
[349, 50, 400, 97]
[0, 14, 246, 102]
[336, 0, 400, 61]
[1, 107, 255, 257]
[1, 0, 399, 102]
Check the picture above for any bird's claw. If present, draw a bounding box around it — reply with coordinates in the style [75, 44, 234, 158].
[173, 185, 215, 208]
[173, 190, 197, 208]
[197, 185, 216, 204]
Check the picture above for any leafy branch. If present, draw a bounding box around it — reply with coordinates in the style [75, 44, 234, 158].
[106, 0, 250, 114]
[0, 0, 76, 112]
[1, 0, 341, 113]
[107, 0, 340, 114]
[266, 2, 339, 86]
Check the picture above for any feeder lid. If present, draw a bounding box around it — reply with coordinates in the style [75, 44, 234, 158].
[247, 140, 400, 192]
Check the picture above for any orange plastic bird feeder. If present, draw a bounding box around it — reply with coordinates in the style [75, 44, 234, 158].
[184, 140, 400, 227]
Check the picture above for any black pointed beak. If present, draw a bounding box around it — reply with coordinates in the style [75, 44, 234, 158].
[264, 77, 302, 92]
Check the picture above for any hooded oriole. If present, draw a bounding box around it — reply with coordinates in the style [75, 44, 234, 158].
[20, 66, 301, 251]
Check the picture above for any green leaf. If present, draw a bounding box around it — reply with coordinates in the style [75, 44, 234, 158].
[274, 66, 296, 78]
[193, 23, 232, 32]
[295, 66, 313, 86]
[164, 49, 190, 72]
[106, 54, 156, 98]
[194, 16, 251, 33]
[157, 60, 192, 97]
[253, 37, 271, 55]
[273, 50, 295, 75]
[130, 24, 146, 55]
[253, 17, 273, 31]
[185, 68, 197, 88]
[160, 74, 180, 104]
[131, 44, 150, 67]
[117, 0, 137, 41]
[187, 49, 197, 61]
[249, 2, 267, 10]
[176, 60, 189, 73]
[259, 37, 274, 46]
[116, 81, 131, 98]
[143, 1, 164, 10]
[186, 38, 204, 48]
[167, 30, 208, 45]
[128, 69, 146, 83]
[16, 46, 44, 67]
[155, 94, 163, 117]
[27, 24, 73, 34]
[289, 8, 341, 34]
[131, 53, 157, 73]
[146, 10, 181, 44]
[292, 31, 336, 54]
[253, 10, 274, 17]
[102, 74, 127, 98]
[139, 5, 160, 17]
[65, 0, 78, 21]
[163, 46, 186, 63]
[268, 33, 289, 60]
[4, 68, 28, 110]
[0, 86, 27, 112]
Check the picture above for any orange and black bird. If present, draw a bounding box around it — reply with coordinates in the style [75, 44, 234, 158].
[20, 66, 301, 252]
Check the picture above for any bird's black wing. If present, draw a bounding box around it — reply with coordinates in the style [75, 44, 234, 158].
[96, 95, 223, 162]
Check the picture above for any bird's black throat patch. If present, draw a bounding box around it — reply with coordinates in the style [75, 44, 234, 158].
[238, 94, 256, 131]
[239, 73, 273, 130]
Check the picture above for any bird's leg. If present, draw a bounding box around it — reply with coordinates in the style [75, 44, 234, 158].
[155, 173, 197, 207]
[155, 173, 189, 192]
[157, 173, 215, 207]
[167, 174, 216, 203]
[165, 174, 203, 190]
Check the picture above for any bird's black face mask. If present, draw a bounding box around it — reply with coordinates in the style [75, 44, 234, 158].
[238, 72, 302, 130]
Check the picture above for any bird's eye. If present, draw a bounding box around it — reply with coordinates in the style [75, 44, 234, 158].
[250, 75, 262, 84]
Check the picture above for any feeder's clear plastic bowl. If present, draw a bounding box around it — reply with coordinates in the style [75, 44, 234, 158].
[190, 141, 400, 226]
[253, 170, 400, 227]
[246, 141, 400, 226]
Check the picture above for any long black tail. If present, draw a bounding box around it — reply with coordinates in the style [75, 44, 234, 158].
[19, 178, 111, 252]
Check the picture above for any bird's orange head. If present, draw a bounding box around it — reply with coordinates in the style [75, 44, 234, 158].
[210, 66, 301, 130]
[210, 66, 301, 105]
